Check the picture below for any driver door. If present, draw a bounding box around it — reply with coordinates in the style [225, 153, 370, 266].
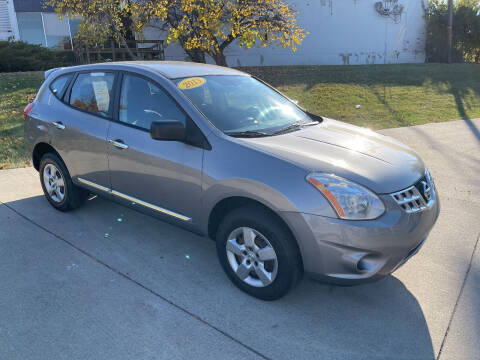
[107, 72, 204, 227]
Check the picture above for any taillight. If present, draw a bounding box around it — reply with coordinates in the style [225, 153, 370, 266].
[23, 102, 34, 120]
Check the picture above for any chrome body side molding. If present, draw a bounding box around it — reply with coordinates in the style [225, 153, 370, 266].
[77, 177, 191, 222]
[77, 177, 110, 193]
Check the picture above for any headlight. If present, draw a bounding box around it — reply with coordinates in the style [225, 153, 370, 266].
[306, 173, 385, 220]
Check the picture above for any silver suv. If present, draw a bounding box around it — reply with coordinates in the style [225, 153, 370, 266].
[24, 62, 439, 300]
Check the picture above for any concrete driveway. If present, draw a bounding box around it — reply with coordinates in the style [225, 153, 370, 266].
[1, 119, 479, 360]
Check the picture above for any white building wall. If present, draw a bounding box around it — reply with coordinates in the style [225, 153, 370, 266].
[152, 0, 426, 66]
[0, 0, 19, 41]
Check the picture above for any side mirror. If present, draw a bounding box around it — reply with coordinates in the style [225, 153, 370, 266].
[150, 120, 185, 141]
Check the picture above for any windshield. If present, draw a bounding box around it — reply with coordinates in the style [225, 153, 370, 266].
[175, 75, 315, 136]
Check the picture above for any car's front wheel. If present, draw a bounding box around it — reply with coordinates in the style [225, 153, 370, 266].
[39, 153, 88, 211]
[216, 205, 302, 300]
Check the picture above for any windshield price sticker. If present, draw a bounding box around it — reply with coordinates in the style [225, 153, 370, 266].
[178, 77, 206, 90]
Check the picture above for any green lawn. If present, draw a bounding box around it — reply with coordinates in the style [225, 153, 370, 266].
[243, 63, 480, 129]
[0, 71, 43, 169]
[1, 64, 480, 169]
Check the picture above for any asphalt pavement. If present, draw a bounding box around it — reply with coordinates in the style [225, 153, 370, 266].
[0, 118, 479, 360]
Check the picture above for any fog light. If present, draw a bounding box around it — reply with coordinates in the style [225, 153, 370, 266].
[356, 255, 377, 273]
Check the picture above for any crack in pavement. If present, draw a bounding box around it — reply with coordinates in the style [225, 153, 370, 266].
[0, 201, 271, 360]
[436, 233, 480, 360]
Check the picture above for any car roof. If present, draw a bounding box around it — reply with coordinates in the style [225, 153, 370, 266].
[135, 61, 248, 79]
[49, 61, 248, 80]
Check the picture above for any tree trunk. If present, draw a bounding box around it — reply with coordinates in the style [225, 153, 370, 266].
[107, 12, 138, 61]
[178, 37, 206, 63]
[210, 51, 228, 66]
[185, 49, 206, 63]
[118, 33, 138, 60]
[447, 0, 453, 63]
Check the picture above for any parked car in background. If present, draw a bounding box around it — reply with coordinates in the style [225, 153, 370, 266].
[24, 62, 440, 300]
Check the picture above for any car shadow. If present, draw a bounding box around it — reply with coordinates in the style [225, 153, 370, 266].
[4, 194, 435, 359]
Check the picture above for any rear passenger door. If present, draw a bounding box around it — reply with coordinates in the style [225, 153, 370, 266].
[53, 71, 116, 190]
[107, 72, 204, 227]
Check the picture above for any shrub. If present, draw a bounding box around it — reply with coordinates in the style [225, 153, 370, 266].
[425, 0, 480, 63]
[0, 40, 76, 72]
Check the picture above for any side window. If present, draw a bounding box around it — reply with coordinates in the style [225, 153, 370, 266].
[119, 74, 189, 131]
[69, 72, 115, 116]
[49, 73, 73, 99]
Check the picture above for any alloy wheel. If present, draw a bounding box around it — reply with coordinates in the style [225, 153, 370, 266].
[226, 227, 278, 287]
[43, 163, 65, 203]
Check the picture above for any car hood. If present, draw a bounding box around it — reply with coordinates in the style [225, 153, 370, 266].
[242, 118, 425, 194]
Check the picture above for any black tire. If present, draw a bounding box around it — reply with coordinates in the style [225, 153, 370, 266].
[39, 153, 88, 212]
[216, 205, 303, 300]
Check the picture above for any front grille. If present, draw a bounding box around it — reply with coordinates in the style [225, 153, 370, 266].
[391, 171, 435, 214]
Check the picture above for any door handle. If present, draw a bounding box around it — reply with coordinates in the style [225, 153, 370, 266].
[108, 139, 129, 150]
[52, 121, 65, 130]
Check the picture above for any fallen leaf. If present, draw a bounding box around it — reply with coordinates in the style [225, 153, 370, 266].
[0, 164, 6, 169]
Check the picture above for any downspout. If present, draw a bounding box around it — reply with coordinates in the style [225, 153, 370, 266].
[40, 12, 48, 47]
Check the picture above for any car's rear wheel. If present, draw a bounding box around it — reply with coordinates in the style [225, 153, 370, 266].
[39, 153, 88, 211]
[216, 205, 302, 300]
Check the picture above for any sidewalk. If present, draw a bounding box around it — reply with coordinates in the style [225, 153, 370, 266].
[0, 118, 479, 359]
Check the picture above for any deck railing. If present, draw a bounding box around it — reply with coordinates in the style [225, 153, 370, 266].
[73, 39, 165, 64]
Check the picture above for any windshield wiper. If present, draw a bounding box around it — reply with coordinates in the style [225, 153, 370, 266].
[225, 130, 270, 138]
[272, 121, 318, 135]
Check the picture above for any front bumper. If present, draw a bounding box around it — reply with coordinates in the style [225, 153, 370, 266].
[282, 191, 440, 285]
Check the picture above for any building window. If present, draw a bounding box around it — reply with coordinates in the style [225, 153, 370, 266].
[16, 12, 45, 46]
[68, 18, 81, 38]
[42, 12, 71, 49]
[15, 11, 77, 49]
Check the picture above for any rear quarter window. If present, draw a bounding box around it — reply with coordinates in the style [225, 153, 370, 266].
[69, 72, 115, 117]
[49, 73, 73, 99]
